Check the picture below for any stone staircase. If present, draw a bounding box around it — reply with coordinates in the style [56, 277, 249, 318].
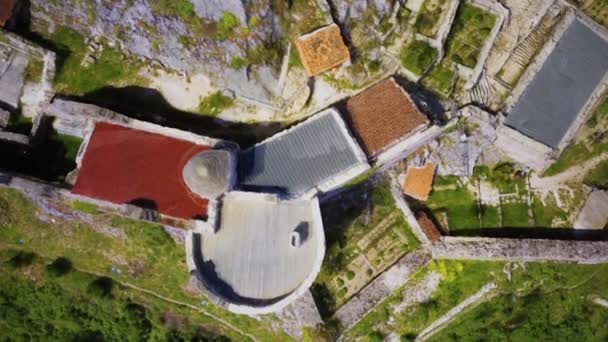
[495, 2, 564, 86]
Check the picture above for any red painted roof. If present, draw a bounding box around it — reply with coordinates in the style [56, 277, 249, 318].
[0, 0, 16, 27]
[72, 122, 210, 220]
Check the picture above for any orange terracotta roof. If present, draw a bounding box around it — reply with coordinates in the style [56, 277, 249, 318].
[344, 78, 429, 157]
[294, 24, 350, 76]
[0, 0, 16, 27]
[416, 212, 442, 243]
[402, 163, 436, 201]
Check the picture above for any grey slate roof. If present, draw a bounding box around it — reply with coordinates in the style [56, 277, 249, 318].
[239, 109, 367, 196]
[505, 18, 608, 149]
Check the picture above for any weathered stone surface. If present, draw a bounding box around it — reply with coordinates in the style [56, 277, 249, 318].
[433, 237, 608, 263]
[30, 0, 280, 100]
[333, 247, 432, 330]
[276, 290, 322, 339]
[574, 190, 608, 229]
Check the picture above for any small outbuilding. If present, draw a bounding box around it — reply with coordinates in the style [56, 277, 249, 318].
[344, 78, 429, 159]
[294, 23, 350, 77]
[403, 163, 436, 201]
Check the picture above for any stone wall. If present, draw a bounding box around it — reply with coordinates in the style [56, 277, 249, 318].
[334, 248, 433, 331]
[433, 236, 608, 263]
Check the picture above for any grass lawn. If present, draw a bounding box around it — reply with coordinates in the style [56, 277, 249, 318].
[43, 26, 147, 96]
[422, 61, 456, 98]
[313, 180, 420, 318]
[401, 40, 437, 76]
[0, 187, 291, 341]
[584, 159, 608, 189]
[430, 263, 608, 341]
[415, 0, 450, 37]
[532, 194, 569, 227]
[426, 176, 480, 232]
[479, 205, 500, 228]
[445, 3, 496, 68]
[0, 251, 240, 341]
[69, 200, 99, 214]
[501, 201, 529, 227]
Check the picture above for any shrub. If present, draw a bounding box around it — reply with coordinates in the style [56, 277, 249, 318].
[88, 276, 114, 297]
[230, 56, 249, 70]
[47, 257, 73, 276]
[346, 270, 355, 280]
[216, 12, 240, 40]
[9, 251, 37, 268]
[197, 91, 234, 116]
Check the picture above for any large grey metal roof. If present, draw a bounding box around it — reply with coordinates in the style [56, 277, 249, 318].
[505, 18, 608, 149]
[239, 109, 367, 196]
[195, 192, 324, 305]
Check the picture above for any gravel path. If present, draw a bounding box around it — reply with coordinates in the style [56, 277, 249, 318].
[530, 153, 608, 189]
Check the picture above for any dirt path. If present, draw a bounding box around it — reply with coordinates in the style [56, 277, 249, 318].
[530, 153, 608, 189]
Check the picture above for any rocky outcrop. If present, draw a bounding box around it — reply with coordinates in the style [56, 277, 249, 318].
[30, 0, 280, 100]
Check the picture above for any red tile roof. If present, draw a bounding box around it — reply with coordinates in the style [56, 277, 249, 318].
[0, 0, 16, 27]
[344, 78, 429, 158]
[416, 212, 442, 243]
[72, 122, 210, 220]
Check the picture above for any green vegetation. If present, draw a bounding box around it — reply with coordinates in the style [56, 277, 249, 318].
[422, 61, 455, 98]
[216, 12, 241, 40]
[45, 26, 146, 95]
[415, 0, 449, 37]
[50, 132, 83, 162]
[426, 176, 479, 232]
[24, 58, 44, 83]
[480, 205, 500, 228]
[532, 194, 568, 227]
[544, 97, 608, 176]
[431, 263, 608, 341]
[0, 187, 291, 341]
[347, 261, 608, 341]
[272, 0, 327, 38]
[346, 260, 503, 340]
[544, 143, 592, 176]
[313, 180, 420, 317]
[69, 200, 98, 214]
[400, 40, 437, 76]
[585, 159, 608, 189]
[583, 0, 608, 29]
[586, 96, 608, 128]
[148, 0, 196, 20]
[501, 202, 529, 227]
[445, 3, 496, 68]
[0, 251, 233, 340]
[230, 56, 248, 70]
[197, 91, 234, 116]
